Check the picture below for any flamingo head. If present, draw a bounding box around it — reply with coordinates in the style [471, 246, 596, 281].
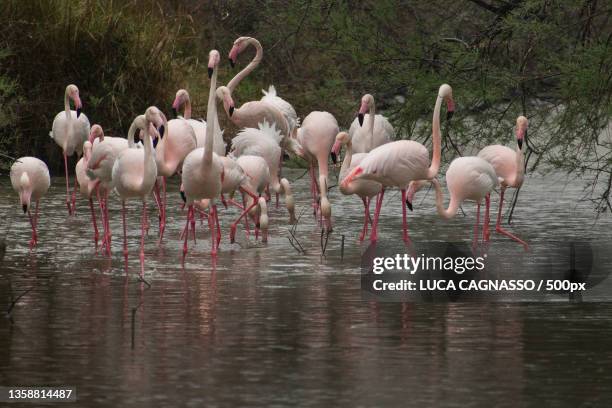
[208, 49, 221, 78]
[516, 115, 528, 150]
[18, 173, 32, 213]
[405, 179, 430, 211]
[358, 94, 374, 126]
[67, 84, 83, 117]
[438, 84, 455, 121]
[172, 89, 189, 118]
[331, 131, 349, 163]
[145, 106, 166, 147]
[228, 36, 250, 68]
[88, 124, 104, 144]
[216, 86, 235, 117]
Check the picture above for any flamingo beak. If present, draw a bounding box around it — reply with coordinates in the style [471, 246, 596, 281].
[153, 138, 159, 148]
[446, 110, 454, 121]
[172, 107, 178, 118]
[358, 113, 364, 126]
[208, 67, 214, 79]
[180, 190, 186, 203]
[330, 152, 337, 164]
[518, 138, 523, 150]
[22, 204, 27, 214]
[446, 98, 455, 121]
[229, 106, 235, 117]
[76, 107, 82, 118]
[405, 199, 413, 211]
[229, 58, 235, 68]
[159, 125, 165, 138]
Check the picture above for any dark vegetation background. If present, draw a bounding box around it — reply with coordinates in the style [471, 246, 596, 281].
[0, 0, 611, 212]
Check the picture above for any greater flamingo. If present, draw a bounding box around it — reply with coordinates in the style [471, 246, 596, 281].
[50, 84, 90, 215]
[172, 89, 225, 155]
[341, 84, 455, 243]
[181, 50, 224, 257]
[153, 105, 197, 243]
[407, 157, 499, 249]
[233, 155, 271, 243]
[87, 124, 130, 254]
[10, 157, 50, 249]
[477, 115, 529, 250]
[111, 108, 161, 276]
[297, 111, 339, 231]
[332, 131, 382, 241]
[230, 120, 297, 223]
[76, 141, 100, 249]
[349, 94, 394, 153]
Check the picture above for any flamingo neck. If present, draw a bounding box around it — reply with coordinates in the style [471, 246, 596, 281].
[432, 179, 459, 219]
[142, 122, 153, 179]
[367, 103, 375, 151]
[64, 89, 72, 120]
[203, 64, 218, 166]
[227, 38, 263, 94]
[127, 116, 143, 148]
[510, 144, 525, 187]
[339, 141, 353, 181]
[426, 96, 443, 180]
[183, 97, 192, 120]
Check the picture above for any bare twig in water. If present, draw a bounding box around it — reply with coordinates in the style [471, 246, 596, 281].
[292, 168, 309, 182]
[287, 206, 306, 254]
[320, 228, 331, 257]
[340, 235, 345, 260]
[6, 282, 34, 323]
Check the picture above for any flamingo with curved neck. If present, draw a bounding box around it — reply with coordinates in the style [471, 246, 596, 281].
[342, 84, 454, 244]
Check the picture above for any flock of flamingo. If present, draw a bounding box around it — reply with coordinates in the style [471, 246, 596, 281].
[9, 36, 529, 276]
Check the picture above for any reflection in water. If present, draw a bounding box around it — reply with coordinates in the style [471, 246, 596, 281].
[0, 171, 611, 406]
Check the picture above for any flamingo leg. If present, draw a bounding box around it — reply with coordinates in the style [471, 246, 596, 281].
[139, 201, 147, 278]
[495, 187, 529, 250]
[153, 180, 162, 222]
[190, 203, 197, 244]
[473, 201, 481, 251]
[158, 176, 167, 244]
[27, 207, 37, 250]
[230, 189, 259, 243]
[359, 197, 369, 241]
[89, 198, 99, 251]
[276, 150, 282, 208]
[121, 200, 128, 265]
[182, 205, 192, 259]
[71, 177, 78, 215]
[241, 192, 251, 236]
[97, 187, 108, 254]
[484, 193, 491, 242]
[210, 205, 218, 256]
[370, 189, 385, 243]
[401, 189, 411, 245]
[63, 153, 72, 215]
[215, 205, 221, 248]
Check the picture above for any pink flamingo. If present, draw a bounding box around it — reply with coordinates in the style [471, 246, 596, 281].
[172, 89, 226, 155]
[349, 94, 394, 153]
[297, 111, 339, 231]
[153, 103, 197, 244]
[332, 131, 383, 241]
[230, 120, 296, 224]
[76, 141, 101, 249]
[407, 157, 499, 249]
[111, 108, 161, 277]
[233, 155, 271, 243]
[341, 84, 455, 243]
[181, 50, 224, 257]
[10, 157, 50, 249]
[50, 84, 90, 215]
[87, 124, 130, 253]
[478, 116, 529, 250]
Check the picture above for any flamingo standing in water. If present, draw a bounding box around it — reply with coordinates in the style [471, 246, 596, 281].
[181, 50, 224, 257]
[111, 108, 161, 276]
[233, 155, 271, 243]
[172, 89, 226, 155]
[341, 84, 454, 243]
[349, 93, 394, 153]
[50, 84, 90, 215]
[87, 124, 130, 254]
[10, 157, 51, 249]
[153, 105, 197, 244]
[332, 131, 382, 241]
[478, 116, 529, 250]
[407, 157, 498, 249]
[76, 141, 100, 249]
[230, 120, 296, 224]
[297, 111, 339, 231]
